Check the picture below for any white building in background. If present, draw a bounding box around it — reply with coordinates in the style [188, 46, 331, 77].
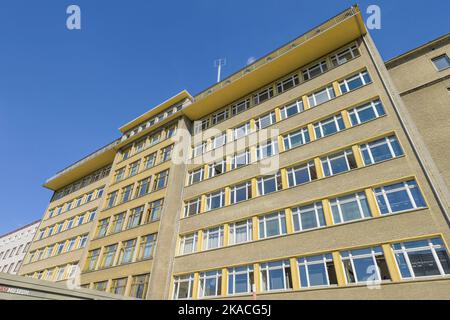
[0, 221, 40, 275]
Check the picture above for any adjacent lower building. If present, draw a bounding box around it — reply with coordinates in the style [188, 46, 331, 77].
[18, 6, 450, 299]
[0, 221, 39, 275]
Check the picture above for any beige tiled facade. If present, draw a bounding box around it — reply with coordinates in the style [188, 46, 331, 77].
[19, 7, 450, 299]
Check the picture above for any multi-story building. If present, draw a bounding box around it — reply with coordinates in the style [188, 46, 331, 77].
[19, 6, 450, 299]
[18, 143, 116, 283]
[0, 221, 39, 275]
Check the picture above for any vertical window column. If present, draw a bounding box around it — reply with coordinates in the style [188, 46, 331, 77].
[200, 195, 207, 213]
[280, 168, 289, 190]
[223, 224, 230, 247]
[321, 199, 334, 226]
[332, 81, 342, 97]
[284, 208, 294, 234]
[340, 110, 352, 129]
[274, 107, 282, 122]
[302, 95, 310, 110]
[381, 244, 401, 282]
[196, 230, 204, 252]
[221, 268, 228, 297]
[132, 236, 142, 262]
[364, 188, 381, 217]
[331, 251, 347, 286]
[253, 263, 261, 294]
[314, 157, 325, 179]
[224, 187, 231, 206]
[252, 216, 259, 241]
[351, 145, 365, 168]
[289, 257, 301, 290]
[192, 272, 200, 299]
[307, 123, 316, 141]
[124, 275, 133, 297]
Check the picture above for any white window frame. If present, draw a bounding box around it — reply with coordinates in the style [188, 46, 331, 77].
[231, 150, 250, 169]
[199, 270, 222, 298]
[374, 180, 426, 215]
[256, 139, 279, 161]
[256, 112, 276, 130]
[340, 247, 385, 284]
[339, 71, 371, 93]
[280, 100, 304, 120]
[184, 198, 201, 217]
[189, 167, 204, 185]
[286, 161, 316, 187]
[173, 274, 195, 300]
[179, 233, 198, 255]
[257, 173, 282, 196]
[276, 74, 299, 93]
[260, 260, 291, 292]
[321, 149, 355, 177]
[348, 100, 385, 126]
[203, 226, 224, 250]
[229, 220, 253, 245]
[302, 60, 328, 81]
[233, 123, 250, 140]
[307, 86, 335, 107]
[331, 45, 359, 66]
[259, 211, 286, 239]
[297, 254, 334, 288]
[253, 87, 274, 105]
[231, 99, 250, 115]
[314, 114, 344, 139]
[292, 202, 325, 232]
[329, 192, 371, 224]
[205, 190, 225, 211]
[230, 182, 252, 204]
[360, 135, 402, 165]
[228, 265, 254, 295]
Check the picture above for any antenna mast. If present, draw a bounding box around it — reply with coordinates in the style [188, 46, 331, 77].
[214, 58, 226, 83]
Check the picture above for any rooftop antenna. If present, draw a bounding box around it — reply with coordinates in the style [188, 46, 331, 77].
[214, 58, 226, 83]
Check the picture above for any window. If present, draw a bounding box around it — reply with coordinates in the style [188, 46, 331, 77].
[260, 260, 292, 292]
[199, 270, 222, 298]
[257, 173, 282, 196]
[277, 74, 299, 93]
[229, 220, 253, 245]
[127, 206, 144, 229]
[308, 86, 335, 107]
[203, 226, 224, 250]
[208, 160, 226, 178]
[118, 239, 136, 265]
[56, 266, 66, 280]
[259, 211, 287, 239]
[212, 109, 229, 125]
[232, 99, 250, 115]
[153, 170, 169, 191]
[211, 134, 226, 150]
[96, 187, 104, 199]
[93, 281, 108, 292]
[283, 127, 310, 150]
[120, 184, 134, 203]
[194, 119, 209, 134]
[303, 60, 328, 81]
[287, 161, 317, 187]
[280, 99, 304, 120]
[111, 278, 127, 295]
[148, 132, 161, 146]
[114, 168, 125, 183]
[392, 237, 450, 279]
[160, 144, 174, 162]
[136, 177, 151, 198]
[85, 249, 100, 271]
[144, 152, 157, 169]
[348, 99, 385, 126]
[76, 214, 85, 226]
[256, 139, 278, 160]
[66, 219, 74, 230]
[78, 235, 88, 248]
[330, 192, 372, 224]
[314, 114, 345, 139]
[255, 112, 276, 130]
[111, 212, 126, 234]
[341, 247, 391, 283]
[128, 161, 140, 177]
[87, 210, 96, 222]
[185, 197, 201, 217]
[228, 265, 254, 295]
[173, 274, 195, 300]
[180, 233, 198, 255]
[361, 135, 403, 165]
[292, 202, 326, 232]
[233, 123, 250, 140]
[331, 45, 360, 66]
[145, 199, 163, 222]
[122, 148, 131, 161]
[253, 87, 273, 105]
[205, 190, 225, 211]
[192, 142, 206, 158]
[134, 139, 146, 153]
[321, 149, 357, 177]
[297, 254, 337, 288]
[431, 54, 450, 71]
[232, 150, 250, 169]
[97, 218, 109, 238]
[56, 243, 65, 255]
[47, 208, 55, 219]
[101, 244, 118, 268]
[75, 197, 83, 207]
[130, 274, 149, 299]
[230, 182, 252, 204]
[166, 125, 177, 138]
[46, 245, 54, 258]
[137, 234, 156, 260]
[106, 191, 118, 208]
[189, 167, 204, 185]
[374, 180, 426, 215]
[339, 70, 371, 94]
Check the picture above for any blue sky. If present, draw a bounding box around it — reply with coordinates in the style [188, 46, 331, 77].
[0, 0, 448, 235]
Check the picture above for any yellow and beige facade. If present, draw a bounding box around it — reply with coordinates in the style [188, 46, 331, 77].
[19, 6, 450, 299]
